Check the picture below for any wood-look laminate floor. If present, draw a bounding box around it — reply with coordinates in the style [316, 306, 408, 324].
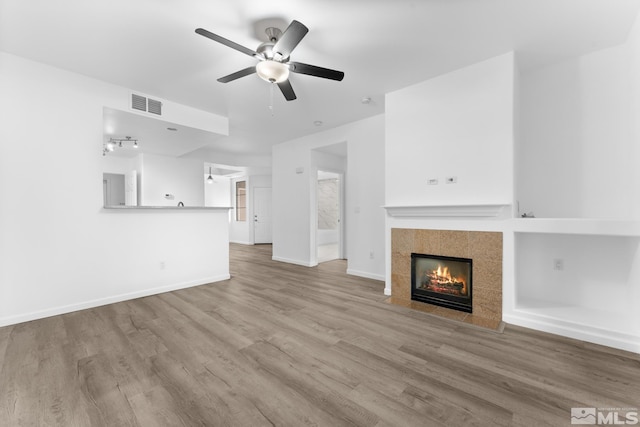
[1, 244, 639, 426]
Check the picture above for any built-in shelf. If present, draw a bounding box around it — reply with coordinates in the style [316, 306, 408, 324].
[511, 229, 640, 353]
[103, 206, 231, 210]
[383, 204, 510, 218]
[511, 218, 640, 237]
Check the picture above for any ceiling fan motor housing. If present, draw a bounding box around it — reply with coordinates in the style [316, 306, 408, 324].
[257, 42, 276, 60]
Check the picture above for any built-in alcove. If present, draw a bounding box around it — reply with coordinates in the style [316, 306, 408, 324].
[510, 232, 640, 352]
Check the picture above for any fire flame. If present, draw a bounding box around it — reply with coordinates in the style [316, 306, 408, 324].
[436, 265, 450, 281]
[434, 265, 464, 286]
[427, 264, 467, 294]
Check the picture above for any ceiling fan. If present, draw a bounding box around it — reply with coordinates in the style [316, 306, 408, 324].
[195, 20, 344, 101]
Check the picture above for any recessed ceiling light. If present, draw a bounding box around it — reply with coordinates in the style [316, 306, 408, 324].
[313, 120, 323, 127]
[361, 97, 372, 104]
[167, 127, 178, 131]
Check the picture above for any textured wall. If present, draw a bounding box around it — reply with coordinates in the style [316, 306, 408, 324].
[317, 178, 339, 229]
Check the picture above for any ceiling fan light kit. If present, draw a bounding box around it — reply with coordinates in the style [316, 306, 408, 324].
[256, 60, 289, 83]
[196, 20, 344, 101]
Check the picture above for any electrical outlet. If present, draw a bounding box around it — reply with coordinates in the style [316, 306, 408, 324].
[445, 176, 457, 184]
[369, 250, 374, 259]
[160, 261, 166, 270]
[553, 259, 564, 271]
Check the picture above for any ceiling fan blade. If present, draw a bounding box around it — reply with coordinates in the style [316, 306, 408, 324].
[195, 28, 259, 58]
[289, 62, 345, 81]
[277, 80, 297, 101]
[217, 66, 256, 83]
[273, 20, 308, 59]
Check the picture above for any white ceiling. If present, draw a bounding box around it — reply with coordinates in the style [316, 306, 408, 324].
[2, 0, 639, 157]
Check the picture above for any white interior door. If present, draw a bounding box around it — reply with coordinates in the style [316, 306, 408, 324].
[253, 187, 272, 244]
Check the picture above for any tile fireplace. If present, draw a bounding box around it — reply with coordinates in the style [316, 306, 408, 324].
[390, 228, 503, 330]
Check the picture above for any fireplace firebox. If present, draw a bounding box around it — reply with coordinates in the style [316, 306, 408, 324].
[411, 253, 472, 313]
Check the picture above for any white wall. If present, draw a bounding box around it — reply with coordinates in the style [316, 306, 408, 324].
[0, 52, 230, 325]
[272, 143, 312, 265]
[139, 153, 204, 206]
[345, 125, 385, 280]
[272, 114, 385, 280]
[507, 13, 640, 352]
[204, 175, 231, 207]
[633, 13, 640, 216]
[518, 38, 639, 218]
[102, 155, 136, 175]
[386, 52, 515, 207]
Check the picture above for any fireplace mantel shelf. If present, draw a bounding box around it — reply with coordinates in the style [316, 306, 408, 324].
[383, 204, 509, 218]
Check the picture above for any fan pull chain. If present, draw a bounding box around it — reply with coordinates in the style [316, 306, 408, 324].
[269, 82, 275, 116]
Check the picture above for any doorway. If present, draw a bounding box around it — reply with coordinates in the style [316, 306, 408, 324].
[253, 187, 272, 244]
[316, 170, 343, 263]
[103, 173, 125, 206]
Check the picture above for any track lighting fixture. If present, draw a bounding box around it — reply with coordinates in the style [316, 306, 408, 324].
[103, 136, 139, 156]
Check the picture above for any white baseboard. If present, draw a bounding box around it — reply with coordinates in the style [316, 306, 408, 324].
[347, 269, 385, 282]
[0, 274, 231, 328]
[230, 240, 254, 245]
[503, 312, 640, 354]
[272, 256, 316, 267]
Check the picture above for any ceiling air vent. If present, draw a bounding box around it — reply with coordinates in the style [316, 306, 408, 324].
[130, 93, 163, 116]
[147, 98, 162, 115]
[131, 93, 147, 112]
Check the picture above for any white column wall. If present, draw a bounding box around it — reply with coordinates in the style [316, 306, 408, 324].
[272, 114, 385, 279]
[385, 52, 515, 208]
[384, 52, 515, 294]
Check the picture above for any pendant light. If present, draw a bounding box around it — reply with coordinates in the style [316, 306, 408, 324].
[207, 166, 214, 184]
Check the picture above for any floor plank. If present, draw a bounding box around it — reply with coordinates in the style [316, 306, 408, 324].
[1, 243, 639, 426]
